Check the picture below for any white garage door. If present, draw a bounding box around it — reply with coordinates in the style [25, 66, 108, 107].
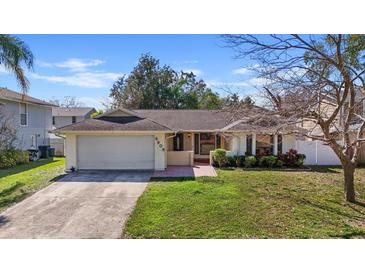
[77, 135, 155, 170]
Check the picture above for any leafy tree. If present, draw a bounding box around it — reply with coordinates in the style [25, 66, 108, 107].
[243, 96, 255, 106]
[0, 105, 17, 150]
[109, 54, 221, 109]
[224, 34, 365, 202]
[0, 35, 34, 93]
[91, 110, 104, 118]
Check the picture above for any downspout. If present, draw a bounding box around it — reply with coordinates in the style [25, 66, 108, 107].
[166, 131, 178, 140]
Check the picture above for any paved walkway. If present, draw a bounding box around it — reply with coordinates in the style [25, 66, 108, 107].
[152, 164, 217, 178]
[0, 171, 150, 239]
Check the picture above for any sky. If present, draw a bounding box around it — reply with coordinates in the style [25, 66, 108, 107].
[0, 34, 261, 109]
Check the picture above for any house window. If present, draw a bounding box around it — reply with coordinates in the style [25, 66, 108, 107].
[52, 116, 55, 125]
[256, 134, 274, 156]
[20, 103, 27, 126]
[72, 116, 76, 123]
[216, 134, 221, 149]
[173, 133, 184, 151]
[278, 134, 283, 154]
[200, 133, 215, 155]
[246, 134, 252, 155]
[194, 134, 200, 154]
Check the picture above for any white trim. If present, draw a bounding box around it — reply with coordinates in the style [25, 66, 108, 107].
[0, 96, 54, 108]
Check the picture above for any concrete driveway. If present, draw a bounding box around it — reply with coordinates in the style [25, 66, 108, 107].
[0, 171, 151, 239]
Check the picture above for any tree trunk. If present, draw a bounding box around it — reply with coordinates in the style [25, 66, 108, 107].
[343, 163, 356, 202]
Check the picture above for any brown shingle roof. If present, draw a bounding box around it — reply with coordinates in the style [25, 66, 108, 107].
[52, 116, 172, 133]
[52, 107, 96, 117]
[134, 109, 232, 131]
[53, 108, 283, 133]
[0, 88, 56, 107]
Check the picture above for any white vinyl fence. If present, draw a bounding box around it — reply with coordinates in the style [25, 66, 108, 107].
[296, 140, 341, 165]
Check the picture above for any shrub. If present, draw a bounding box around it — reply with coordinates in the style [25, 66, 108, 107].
[15, 150, 29, 165]
[0, 150, 17, 169]
[236, 155, 245, 167]
[276, 159, 284, 168]
[0, 149, 29, 169]
[281, 149, 306, 167]
[227, 156, 237, 167]
[212, 149, 227, 167]
[244, 156, 257, 168]
[212, 158, 219, 167]
[259, 155, 277, 168]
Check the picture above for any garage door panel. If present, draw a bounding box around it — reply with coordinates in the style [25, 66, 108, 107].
[77, 136, 154, 170]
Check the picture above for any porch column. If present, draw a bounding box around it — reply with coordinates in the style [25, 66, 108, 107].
[252, 133, 256, 155]
[239, 134, 246, 155]
[231, 136, 239, 155]
[273, 134, 278, 155]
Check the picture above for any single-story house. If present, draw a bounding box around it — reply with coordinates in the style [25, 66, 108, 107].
[52, 108, 297, 171]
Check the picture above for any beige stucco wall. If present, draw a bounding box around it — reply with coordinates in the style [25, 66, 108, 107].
[154, 133, 166, 170]
[65, 134, 77, 171]
[167, 151, 194, 166]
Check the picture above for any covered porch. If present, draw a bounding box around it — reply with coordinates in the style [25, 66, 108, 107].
[165, 132, 230, 166]
[165, 132, 296, 166]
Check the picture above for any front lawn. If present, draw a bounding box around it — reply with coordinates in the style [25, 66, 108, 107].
[0, 157, 65, 212]
[124, 167, 365, 238]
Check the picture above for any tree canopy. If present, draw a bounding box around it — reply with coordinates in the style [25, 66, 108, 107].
[224, 34, 365, 202]
[108, 54, 223, 110]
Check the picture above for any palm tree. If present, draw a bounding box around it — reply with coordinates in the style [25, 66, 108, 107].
[0, 34, 34, 93]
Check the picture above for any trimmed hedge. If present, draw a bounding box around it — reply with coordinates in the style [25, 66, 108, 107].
[212, 149, 305, 169]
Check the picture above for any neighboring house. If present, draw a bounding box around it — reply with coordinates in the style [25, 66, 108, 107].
[0, 87, 55, 150]
[52, 107, 96, 128]
[50, 107, 96, 156]
[53, 108, 297, 171]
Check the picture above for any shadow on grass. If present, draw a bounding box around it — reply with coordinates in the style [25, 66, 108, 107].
[150, 177, 195, 182]
[50, 173, 68, 182]
[297, 198, 364, 220]
[353, 200, 365, 207]
[0, 158, 57, 179]
[0, 182, 24, 197]
[0, 192, 28, 209]
[331, 230, 365, 239]
[307, 166, 342, 173]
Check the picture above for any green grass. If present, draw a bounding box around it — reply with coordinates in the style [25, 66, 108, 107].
[0, 157, 65, 212]
[124, 167, 365, 239]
